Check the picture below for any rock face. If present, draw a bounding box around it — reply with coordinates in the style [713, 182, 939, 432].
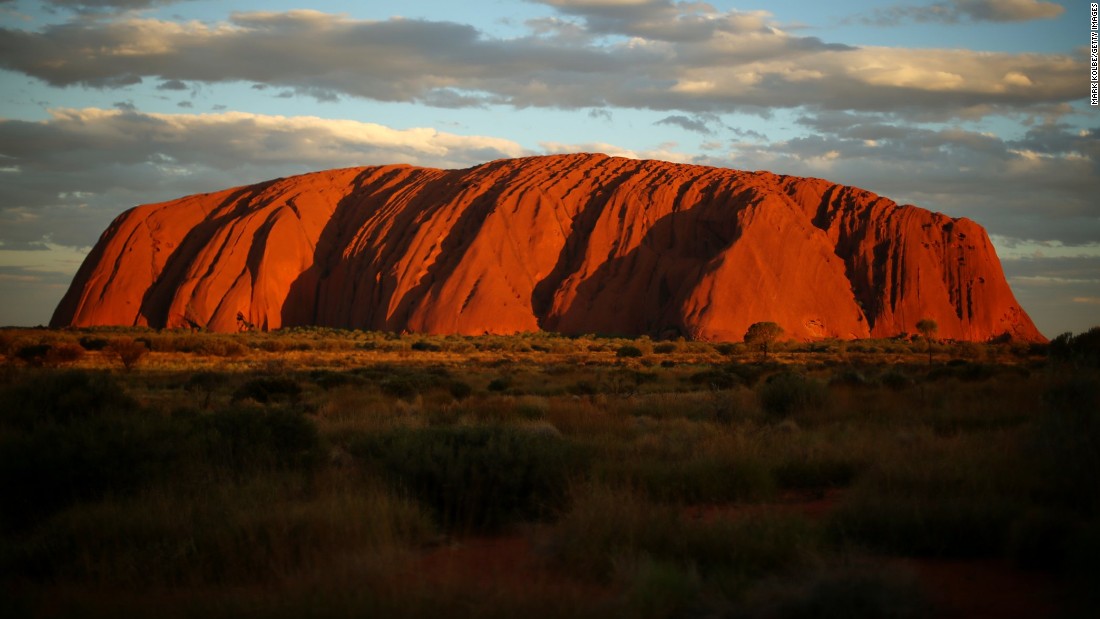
[52, 154, 1043, 341]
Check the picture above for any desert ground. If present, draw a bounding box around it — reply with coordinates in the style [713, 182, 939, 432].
[2, 327, 1097, 618]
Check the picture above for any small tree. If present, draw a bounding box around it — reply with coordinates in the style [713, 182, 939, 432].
[109, 337, 148, 371]
[744, 322, 784, 361]
[916, 318, 938, 365]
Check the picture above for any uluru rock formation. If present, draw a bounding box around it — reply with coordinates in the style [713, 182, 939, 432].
[52, 154, 1043, 342]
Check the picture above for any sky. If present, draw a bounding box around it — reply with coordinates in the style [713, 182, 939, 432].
[0, 0, 1097, 337]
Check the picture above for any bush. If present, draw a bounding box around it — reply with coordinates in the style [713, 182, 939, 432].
[653, 342, 678, 354]
[45, 342, 84, 366]
[0, 373, 161, 528]
[1029, 374, 1100, 515]
[1008, 508, 1080, 572]
[352, 425, 583, 532]
[184, 371, 227, 408]
[448, 380, 473, 400]
[1048, 327, 1100, 367]
[108, 337, 147, 370]
[231, 376, 302, 404]
[827, 492, 1018, 558]
[229, 376, 303, 404]
[15, 344, 51, 367]
[78, 335, 110, 351]
[878, 370, 913, 391]
[553, 484, 819, 581]
[741, 562, 929, 619]
[616, 345, 644, 358]
[689, 369, 740, 390]
[602, 456, 775, 504]
[190, 406, 323, 473]
[758, 373, 827, 418]
[714, 343, 738, 355]
[0, 418, 176, 530]
[1, 370, 137, 427]
[828, 368, 871, 388]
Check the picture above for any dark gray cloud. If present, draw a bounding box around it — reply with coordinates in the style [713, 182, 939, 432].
[588, 108, 613, 121]
[0, 9, 1078, 118]
[655, 114, 712, 134]
[41, 0, 192, 13]
[715, 112, 1100, 247]
[0, 108, 529, 250]
[156, 78, 187, 90]
[861, 0, 1064, 25]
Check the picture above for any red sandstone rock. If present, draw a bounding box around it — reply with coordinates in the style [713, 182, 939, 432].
[50, 154, 1044, 342]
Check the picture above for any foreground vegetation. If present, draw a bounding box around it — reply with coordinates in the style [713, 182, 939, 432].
[1, 327, 1098, 618]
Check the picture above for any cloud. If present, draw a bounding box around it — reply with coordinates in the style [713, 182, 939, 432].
[862, 0, 1064, 25]
[156, 79, 187, 90]
[0, 9, 1078, 119]
[534, 0, 773, 42]
[39, 0, 193, 13]
[654, 114, 713, 134]
[539, 139, 698, 163]
[0, 108, 528, 251]
[712, 111, 1099, 246]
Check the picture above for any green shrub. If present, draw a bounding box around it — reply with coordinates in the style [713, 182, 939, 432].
[689, 369, 740, 390]
[553, 484, 819, 581]
[190, 407, 322, 473]
[1, 369, 136, 427]
[1008, 508, 1081, 572]
[597, 456, 774, 504]
[772, 457, 862, 490]
[569, 380, 598, 395]
[1029, 374, 1100, 515]
[740, 562, 929, 619]
[616, 345, 644, 358]
[622, 559, 701, 619]
[714, 343, 737, 355]
[827, 492, 1018, 557]
[758, 373, 827, 418]
[828, 368, 872, 388]
[352, 425, 583, 532]
[77, 335, 109, 351]
[0, 375, 170, 529]
[309, 369, 358, 390]
[231, 376, 302, 404]
[448, 380, 473, 400]
[1048, 326, 1100, 367]
[9, 478, 434, 586]
[15, 344, 51, 367]
[184, 371, 227, 408]
[878, 370, 913, 391]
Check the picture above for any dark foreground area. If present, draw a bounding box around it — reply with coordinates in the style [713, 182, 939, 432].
[1, 328, 1098, 618]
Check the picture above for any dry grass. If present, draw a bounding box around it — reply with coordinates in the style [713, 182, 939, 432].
[0, 326, 1094, 618]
